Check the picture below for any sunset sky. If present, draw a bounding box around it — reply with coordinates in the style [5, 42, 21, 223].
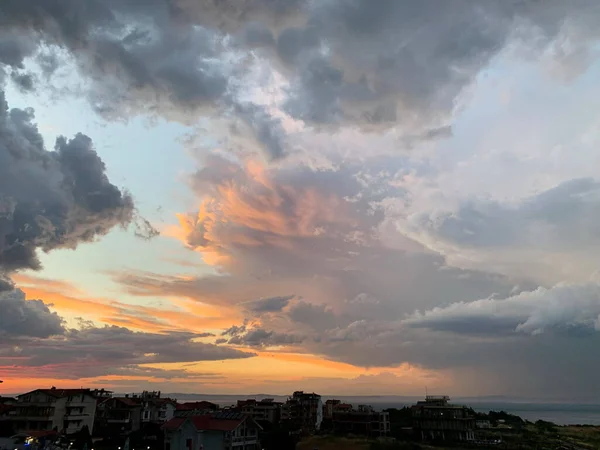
[2, 1, 600, 400]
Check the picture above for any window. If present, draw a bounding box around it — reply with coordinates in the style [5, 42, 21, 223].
[143, 410, 150, 420]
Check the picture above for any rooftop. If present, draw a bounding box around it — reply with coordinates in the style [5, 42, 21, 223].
[18, 388, 95, 399]
[163, 411, 252, 433]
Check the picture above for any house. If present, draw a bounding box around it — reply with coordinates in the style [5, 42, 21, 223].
[282, 391, 323, 432]
[412, 395, 475, 442]
[332, 404, 390, 437]
[95, 396, 142, 435]
[95, 391, 177, 437]
[10, 388, 98, 435]
[236, 399, 282, 424]
[140, 392, 177, 424]
[163, 411, 262, 450]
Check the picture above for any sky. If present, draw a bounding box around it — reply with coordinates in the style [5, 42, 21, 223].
[2, 0, 600, 401]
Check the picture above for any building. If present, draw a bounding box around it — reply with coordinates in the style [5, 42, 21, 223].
[95, 391, 176, 436]
[140, 392, 177, 424]
[282, 391, 323, 432]
[332, 404, 390, 437]
[163, 411, 262, 450]
[10, 388, 98, 435]
[95, 396, 143, 435]
[236, 399, 282, 424]
[412, 396, 475, 442]
[323, 400, 341, 419]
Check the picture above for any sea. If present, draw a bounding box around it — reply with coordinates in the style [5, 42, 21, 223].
[167, 394, 600, 426]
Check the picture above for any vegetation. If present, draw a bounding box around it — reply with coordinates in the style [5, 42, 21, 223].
[296, 409, 600, 450]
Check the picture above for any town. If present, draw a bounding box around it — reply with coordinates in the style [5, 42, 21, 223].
[0, 388, 532, 450]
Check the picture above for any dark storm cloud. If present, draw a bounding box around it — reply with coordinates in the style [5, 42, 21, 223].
[0, 316, 256, 379]
[0, 92, 135, 286]
[287, 301, 341, 332]
[1, 0, 598, 157]
[0, 0, 229, 116]
[10, 72, 35, 92]
[222, 323, 304, 348]
[273, 0, 600, 131]
[0, 288, 64, 338]
[241, 295, 295, 313]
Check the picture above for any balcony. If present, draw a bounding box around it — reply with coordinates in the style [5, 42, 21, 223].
[230, 437, 257, 446]
[106, 419, 131, 424]
[66, 401, 90, 407]
[65, 413, 91, 420]
[8, 416, 52, 422]
[16, 401, 55, 407]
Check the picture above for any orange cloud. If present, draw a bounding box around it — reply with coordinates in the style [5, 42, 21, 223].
[15, 275, 239, 334]
[173, 155, 357, 267]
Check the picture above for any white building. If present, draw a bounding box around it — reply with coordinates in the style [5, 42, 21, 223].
[12, 388, 98, 435]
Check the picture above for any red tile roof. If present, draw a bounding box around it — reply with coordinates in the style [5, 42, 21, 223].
[191, 415, 244, 432]
[162, 417, 186, 431]
[163, 415, 245, 432]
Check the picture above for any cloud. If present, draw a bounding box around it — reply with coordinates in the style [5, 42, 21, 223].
[10, 71, 35, 92]
[0, 288, 64, 338]
[0, 323, 256, 379]
[401, 178, 600, 284]
[222, 323, 304, 348]
[0, 91, 137, 288]
[241, 295, 295, 313]
[287, 301, 341, 332]
[3, 0, 599, 160]
[0, 287, 255, 380]
[176, 154, 375, 269]
[404, 283, 600, 336]
[273, 0, 600, 132]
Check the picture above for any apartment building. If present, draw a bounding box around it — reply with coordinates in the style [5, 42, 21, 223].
[331, 404, 390, 437]
[95, 391, 176, 437]
[412, 395, 475, 442]
[236, 399, 282, 424]
[282, 391, 323, 432]
[10, 388, 98, 434]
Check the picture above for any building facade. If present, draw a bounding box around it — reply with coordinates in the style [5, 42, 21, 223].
[10, 388, 97, 435]
[412, 396, 475, 442]
[95, 397, 142, 436]
[236, 399, 282, 424]
[332, 405, 390, 437]
[283, 392, 323, 432]
[163, 412, 262, 450]
[95, 391, 176, 437]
